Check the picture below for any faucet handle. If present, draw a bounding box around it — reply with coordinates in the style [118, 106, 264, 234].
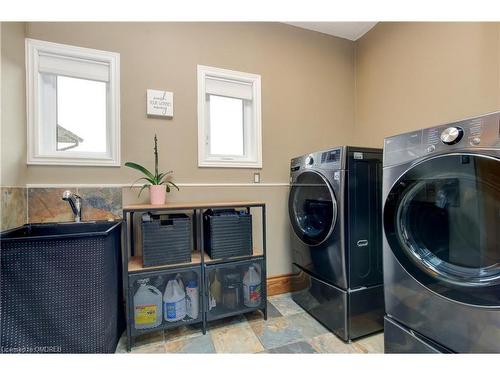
[62, 190, 81, 200]
[62, 190, 72, 199]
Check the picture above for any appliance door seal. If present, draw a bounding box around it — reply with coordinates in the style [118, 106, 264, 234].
[383, 152, 500, 308]
[288, 170, 337, 247]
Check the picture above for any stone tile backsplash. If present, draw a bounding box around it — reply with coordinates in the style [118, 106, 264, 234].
[78, 187, 122, 221]
[0, 187, 123, 231]
[28, 187, 76, 223]
[0, 187, 27, 231]
[28, 187, 123, 223]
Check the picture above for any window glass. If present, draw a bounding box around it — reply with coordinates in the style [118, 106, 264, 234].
[384, 153, 500, 306]
[197, 65, 261, 168]
[208, 95, 244, 156]
[56, 76, 107, 153]
[26, 38, 119, 165]
[394, 155, 500, 282]
[288, 171, 336, 246]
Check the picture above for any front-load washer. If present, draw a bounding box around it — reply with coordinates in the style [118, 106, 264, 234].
[382, 112, 500, 353]
[289, 146, 384, 341]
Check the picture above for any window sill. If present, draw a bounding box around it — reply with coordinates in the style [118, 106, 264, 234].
[198, 160, 262, 169]
[27, 156, 121, 167]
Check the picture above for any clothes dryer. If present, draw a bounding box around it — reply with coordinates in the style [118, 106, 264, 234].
[383, 113, 500, 353]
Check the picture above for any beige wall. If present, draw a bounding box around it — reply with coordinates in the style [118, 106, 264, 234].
[354, 22, 500, 147]
[1, 22, 356, 276]
[1, 22, 27, 186]
[23, 22, 355, 185]
[4, 21, 500, 275]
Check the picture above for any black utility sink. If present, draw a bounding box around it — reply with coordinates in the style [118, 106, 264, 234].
[1, 221, 121, 241]
[0, 220, 124, 353]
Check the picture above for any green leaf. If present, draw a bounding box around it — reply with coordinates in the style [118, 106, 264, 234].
[130, 176, 155, 187]
[166, 180, 180, 191]
[156, 171, 173, 183]
[156, 172, 166, 183]
[125, 162, 155, 181]
[137, 184, 149, 197]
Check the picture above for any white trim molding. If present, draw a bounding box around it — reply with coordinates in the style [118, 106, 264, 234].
[25, 182, 289, 188]
[26, 38, 121, 167]
[197, 65, 262, 169]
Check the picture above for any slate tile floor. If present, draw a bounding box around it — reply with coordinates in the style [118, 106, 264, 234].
[116, 293, 384, 354]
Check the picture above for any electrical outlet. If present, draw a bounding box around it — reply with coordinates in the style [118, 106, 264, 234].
[254, 173, 260, 183]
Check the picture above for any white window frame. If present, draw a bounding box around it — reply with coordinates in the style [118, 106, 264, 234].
[25, 38, 120, 166]
[197, 65, 262, 168]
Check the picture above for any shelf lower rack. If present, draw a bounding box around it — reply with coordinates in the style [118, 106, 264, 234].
[128, 249, 264, 273]
[122, 201, 267, 351]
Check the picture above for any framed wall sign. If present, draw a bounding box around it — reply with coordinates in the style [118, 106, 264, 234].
[147, 89, 173, 117]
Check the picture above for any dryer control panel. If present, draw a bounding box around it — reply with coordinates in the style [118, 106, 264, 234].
[384, 112, 500, 167]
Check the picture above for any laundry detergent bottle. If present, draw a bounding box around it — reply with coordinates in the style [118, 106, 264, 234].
[163, 279, 187, 322]
[175, 273, 185, 290]
[185, 279, 199, 319]
[133, 279, 163, 329]
[210, 271, 222, 304]
[243, 266, 262, 307]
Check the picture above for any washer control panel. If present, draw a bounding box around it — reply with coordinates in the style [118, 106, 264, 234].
[384, 112, 500, 167]
[320, 149, 341, 164]
[440, 126, 464, 145]
[305, 155, 314, 166]
[290, 147, 343, 175]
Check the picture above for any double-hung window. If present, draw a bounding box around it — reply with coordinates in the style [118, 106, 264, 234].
[26, 38, 120, 166]
[197, 65, 262, 168]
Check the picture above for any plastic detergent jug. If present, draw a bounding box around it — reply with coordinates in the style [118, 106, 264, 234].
[243, 266, 262, 307]
[163, 279, 186, 322]
[153, 275, 164, 289]
[210, 272, 222, 304]
[175, 273, 185, 290]
[133, 279, 163, 329]
[185, 279, 199, 319]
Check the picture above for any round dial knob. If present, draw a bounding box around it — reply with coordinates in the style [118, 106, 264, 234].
[440, 126, 464, 145]
[470, 137, 481, 146]
[305, 155, 314, 166]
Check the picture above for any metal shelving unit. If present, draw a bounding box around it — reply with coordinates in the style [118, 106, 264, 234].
[122, 201, 267, 351]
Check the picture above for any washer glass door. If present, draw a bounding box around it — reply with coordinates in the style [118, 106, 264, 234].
[384, 153, 500, 307]
[289, 170, 337, 246]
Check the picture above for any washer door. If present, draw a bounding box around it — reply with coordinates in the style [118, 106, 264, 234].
[384, 153, 500, 307]
[288, 170, 337, 246]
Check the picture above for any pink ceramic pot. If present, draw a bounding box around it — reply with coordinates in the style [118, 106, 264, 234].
[149, 185, 166, 205]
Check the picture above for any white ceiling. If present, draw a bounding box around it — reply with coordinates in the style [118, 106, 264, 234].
[285, 22, 377, 41]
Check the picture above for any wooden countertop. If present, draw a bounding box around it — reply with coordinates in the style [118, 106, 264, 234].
[128, 251, 203, 272]
[123, 201, 265, 211]
[128, 248, 264, 273]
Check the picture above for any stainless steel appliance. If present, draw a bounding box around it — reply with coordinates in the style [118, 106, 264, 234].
[383, 112, 500, 353]
[289, 146, 384, 341]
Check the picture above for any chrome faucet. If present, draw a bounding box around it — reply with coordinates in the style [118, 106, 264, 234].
[62, 190, 82, 222]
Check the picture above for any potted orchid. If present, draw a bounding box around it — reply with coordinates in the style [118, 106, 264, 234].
[125, 134, 179, 205]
